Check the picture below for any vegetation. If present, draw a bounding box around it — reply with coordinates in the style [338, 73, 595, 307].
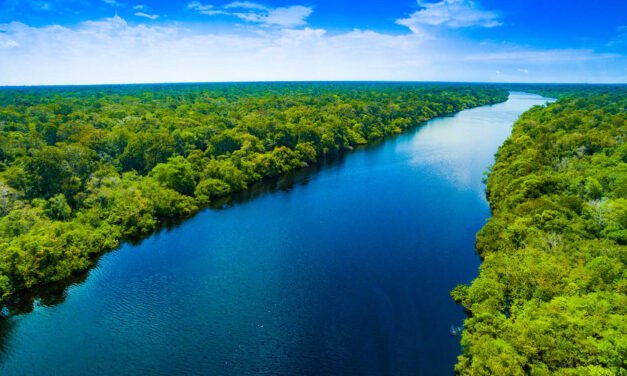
[0, 82, 507, 299]
[508, 84, 627, 101]
[452, 90, 627, 375]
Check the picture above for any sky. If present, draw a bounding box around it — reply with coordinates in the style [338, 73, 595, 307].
[0, 0, 626, 85]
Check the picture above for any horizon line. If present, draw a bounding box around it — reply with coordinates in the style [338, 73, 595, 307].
[2, 80, 627, 88]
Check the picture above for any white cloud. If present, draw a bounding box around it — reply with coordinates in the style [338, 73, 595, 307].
[201, 10, 228, 15]
[0, 16, 432, 85]
[102, 0, 120, 6]
[135, 12, 159, 20]
[0, 34, 19, 48]
[225, 1, 267, 10]
[133, 4, 146, 10]
[232, 5, 312, 27]
[187, 1, 312, 28]
[0, 15, 623, 85]
[517, 68, 528, 73]
[186, 1, 228, 15]
[463, 49, 619, 64]
[397, 0, 501, 33]
[187, 1, 214, 13]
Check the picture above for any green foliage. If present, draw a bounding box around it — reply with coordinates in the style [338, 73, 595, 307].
[150, 156, 196, 196]
[0, 82, 507, 298]
[45, 194, 72, 220]
[453, 91, 627, 375]
[194, 178, 231, 204]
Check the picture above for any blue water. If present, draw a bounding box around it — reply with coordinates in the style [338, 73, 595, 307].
[0, 92, 551, 375]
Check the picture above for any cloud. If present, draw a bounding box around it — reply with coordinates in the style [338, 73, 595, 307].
[0, 15, 623, 85]
[133, 4, 146, 10]
[135, 12, 158, 20]
[187, 1, 214, 13]
[0, 15, 432, 85]
[463, 49, 619, 64]
[186, 1, 229, 15]
[397, 0, 501, 33]
[225, 1, 267, 10]
[232, 5, 312, 27]
[517, 68, 528, 73]
[188, 1, 312, 28]
[0, 34, 19, 48]
[102, 0, 120, 6]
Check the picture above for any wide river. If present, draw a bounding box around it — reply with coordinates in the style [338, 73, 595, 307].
[0, 92, 551, 375]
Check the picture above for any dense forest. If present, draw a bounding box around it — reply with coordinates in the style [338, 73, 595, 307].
[0, 83, 507, 299]
[452, 90, 626, 375]
[2, 82, 624, 375]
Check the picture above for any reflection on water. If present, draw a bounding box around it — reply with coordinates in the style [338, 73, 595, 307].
[405, 92, 554, 199]
[0, 92, 552, 376]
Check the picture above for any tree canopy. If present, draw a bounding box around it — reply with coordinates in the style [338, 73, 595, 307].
[452, 89, 627, 375]
[0, 82, 507, 299]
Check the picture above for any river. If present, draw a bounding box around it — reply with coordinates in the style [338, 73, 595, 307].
[0, 92, 552, 375]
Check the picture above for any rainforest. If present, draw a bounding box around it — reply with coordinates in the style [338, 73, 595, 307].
[1, 0, 627, 374]
[451, 88, 627, 375]
[0, 83, 624, 375]
[0, 83, 507, 297]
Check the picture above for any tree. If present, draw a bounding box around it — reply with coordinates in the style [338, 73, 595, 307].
[149, 156, 196, 196]
[45, 194, 72, 220]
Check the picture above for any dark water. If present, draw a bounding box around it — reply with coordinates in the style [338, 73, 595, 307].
[0, 92, 551, 376]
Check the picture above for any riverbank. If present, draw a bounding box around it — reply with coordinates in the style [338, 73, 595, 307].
[0, 92, 549, 375]
[0, 84, 508, 302]
[452, 91, 626, 375]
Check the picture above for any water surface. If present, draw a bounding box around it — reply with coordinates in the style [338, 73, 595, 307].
[0, 92, 552, 375]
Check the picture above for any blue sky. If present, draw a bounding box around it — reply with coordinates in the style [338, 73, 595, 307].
[0, 0, 625, 85]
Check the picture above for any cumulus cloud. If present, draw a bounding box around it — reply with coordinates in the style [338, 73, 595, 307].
[135, 12, 159, 20]
[518, 68, 528, 73]
[397, 0, 501, 33]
